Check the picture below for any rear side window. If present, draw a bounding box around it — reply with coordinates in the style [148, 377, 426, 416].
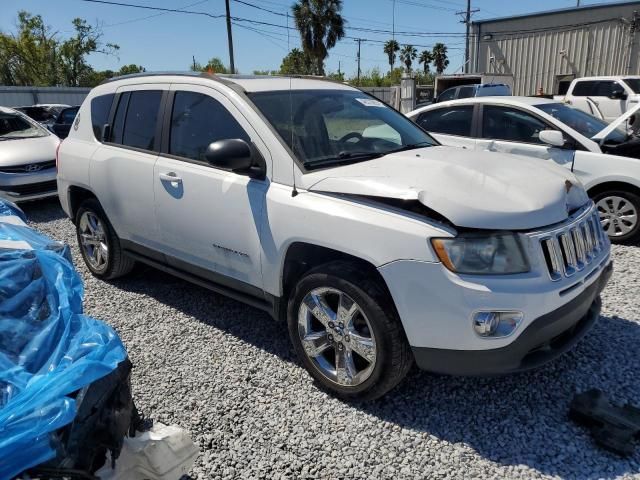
[437, 88, 457, 102]
[60, 107, 78, 124]
[169, 91, 249, 162]
[572, 81, 596, 96]
[457, 86, 476, 99]
[121, 91, 162, 150]
[415, 106, 474, 137]
[90, 94, 114, 140]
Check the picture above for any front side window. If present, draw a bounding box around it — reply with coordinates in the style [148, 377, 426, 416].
[416, 106, 474, 137]
[482, 105, 551, 144]
[248, 89, 436, 169]
[572, 81, 596, 96]
[91, 94, 114, 140]
[536, 102, 627, 143]
[0, 112, 48, 140]
[169, 91, 250, 161]
[593, 81, 618, 97]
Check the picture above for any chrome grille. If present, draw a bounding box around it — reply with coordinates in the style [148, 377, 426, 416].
[539, 207, 606, 281]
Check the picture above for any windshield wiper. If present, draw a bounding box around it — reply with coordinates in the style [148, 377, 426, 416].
[382, 141, 433, 155]
[303, 151, 384, 169]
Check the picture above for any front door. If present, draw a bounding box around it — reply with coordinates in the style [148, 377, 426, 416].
[475, 104, 574, 169]
[153, 84, 270, 290]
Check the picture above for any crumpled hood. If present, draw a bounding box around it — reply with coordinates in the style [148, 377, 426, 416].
[0, 135, 59, 167]
[300, 146, 589, 230]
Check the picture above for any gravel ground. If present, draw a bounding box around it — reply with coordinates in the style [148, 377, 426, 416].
[23, 198, 640, 479]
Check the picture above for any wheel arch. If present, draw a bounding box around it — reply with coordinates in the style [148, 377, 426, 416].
[278, 242, 397, 321]
[587, 180, 640, 198]
[68, 185, 99, 223]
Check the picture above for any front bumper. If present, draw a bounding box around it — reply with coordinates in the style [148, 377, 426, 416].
[0, 169, 58, 202]
[412, 261, 612, 375]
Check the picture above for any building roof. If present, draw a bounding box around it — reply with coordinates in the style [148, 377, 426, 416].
[472, 0, 640, 25]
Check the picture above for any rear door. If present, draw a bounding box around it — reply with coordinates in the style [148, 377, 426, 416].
[475, 104, 575, 168]
[90, 85, 167, 251]
[153, 84, 269, 290]
[413, 105, 476, 149]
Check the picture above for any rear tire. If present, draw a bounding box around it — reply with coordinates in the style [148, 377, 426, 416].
[287, 261, 413, 401]
[75, 198, 134, 279]
[593, 190, 640, 244]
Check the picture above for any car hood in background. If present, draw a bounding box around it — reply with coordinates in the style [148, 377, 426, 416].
[300, 146, 589, 230]
[0, 135, 59, 167]
[592, 102, 640, 143]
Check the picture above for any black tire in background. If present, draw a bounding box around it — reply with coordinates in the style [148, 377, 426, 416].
[75, 198, 135, 279]
[287, 261, 413, 401]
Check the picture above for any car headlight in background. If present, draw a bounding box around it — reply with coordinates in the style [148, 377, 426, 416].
[431, 234, 529, 275]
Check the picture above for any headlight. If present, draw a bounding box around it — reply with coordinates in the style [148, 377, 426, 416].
[431, 233, 529, 274]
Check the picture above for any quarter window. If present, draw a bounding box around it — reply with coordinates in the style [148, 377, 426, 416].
[482, 105, 551, 144]
[169, 91, 250, 162]
[416, 106, 474, 137]
[90, 93, 114, 141]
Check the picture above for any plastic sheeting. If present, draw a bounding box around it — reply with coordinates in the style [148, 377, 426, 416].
[0, 201, 128, 479]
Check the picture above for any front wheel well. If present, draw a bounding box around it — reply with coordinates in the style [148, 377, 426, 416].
[587, 181, 640, 199]
[280, 243, 396, 320]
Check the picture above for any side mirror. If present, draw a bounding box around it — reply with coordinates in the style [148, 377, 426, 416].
[610, 89, 628, 100]
[205, 139, 266, 179]
[539, 130, 566, 148]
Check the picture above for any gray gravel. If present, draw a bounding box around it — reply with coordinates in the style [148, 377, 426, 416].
[23, 198, 640, 479]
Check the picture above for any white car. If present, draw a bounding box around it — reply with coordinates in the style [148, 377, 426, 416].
[57, 74, 611, 400]
[408, 96, 640, 244]
[563, 76, 640, 122]
[0, 107, 60, 202]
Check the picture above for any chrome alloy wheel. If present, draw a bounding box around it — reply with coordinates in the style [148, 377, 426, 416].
[297, 287, 377, 387]
[597, 195, 638, 237]
[78, 211, 109, 271]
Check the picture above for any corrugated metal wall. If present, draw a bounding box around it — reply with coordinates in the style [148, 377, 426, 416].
[0, 87, 91, 107]
[471, 3, 640, 95]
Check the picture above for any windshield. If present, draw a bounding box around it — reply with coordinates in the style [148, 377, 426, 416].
[535, 102, 627, 143]
[623, 78, 640, 94]
[0, 112, 49, 140]
[248, 89, 437, 169]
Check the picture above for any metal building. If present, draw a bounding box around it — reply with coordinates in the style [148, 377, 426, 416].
[470, 1, 640, 95]
[0, 86, 90, 108]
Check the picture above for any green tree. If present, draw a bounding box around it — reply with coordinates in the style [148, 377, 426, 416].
[383, 39, 400, 73]
[399, 44, 417, 73]
[432, 42, 449, 74]
[118, 64, 145, 75]
[279, 48, 313, 75]
[190, 57, 231, 74]
[292, 0, 345, 76]
[418, 50, 433, 75]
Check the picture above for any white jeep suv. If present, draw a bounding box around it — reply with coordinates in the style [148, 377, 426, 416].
[57, 73, 612, 400]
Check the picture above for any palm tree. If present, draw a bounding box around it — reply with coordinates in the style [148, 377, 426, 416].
[292, 0, 345, 76]
[399, 44, 417, 73]
[418, 50, 433, 75]
[383, 39, 400, 72]
[432, 42, 449, 74]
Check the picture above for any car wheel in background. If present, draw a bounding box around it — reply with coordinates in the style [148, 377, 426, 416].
[593, 190, 640, 244]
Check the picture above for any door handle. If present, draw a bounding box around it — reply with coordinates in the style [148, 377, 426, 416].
[159, 172, 182, 183]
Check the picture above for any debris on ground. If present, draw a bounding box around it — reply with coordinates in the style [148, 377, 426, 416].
[569, 389, 640, 456]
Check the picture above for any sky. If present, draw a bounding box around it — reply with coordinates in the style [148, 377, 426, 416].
[0, 0, 631, 78]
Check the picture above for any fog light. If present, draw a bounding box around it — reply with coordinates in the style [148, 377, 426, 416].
[473, 311, 523, 338]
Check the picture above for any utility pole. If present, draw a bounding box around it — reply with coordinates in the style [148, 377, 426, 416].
[577, 0, 581, 6]
[392, 0, 396, 69]
[192, 55, 197, 71]
[457, 0, 479, 73]
[225, 0, 235, 73]
[356, 38, 362, 85]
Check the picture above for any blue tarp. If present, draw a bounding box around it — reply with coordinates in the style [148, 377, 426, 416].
[0, 201, 127, 479]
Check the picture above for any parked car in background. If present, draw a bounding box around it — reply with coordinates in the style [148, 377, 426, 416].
[408, 96, 640, 243]
[58, 73, 610, 400]
[50, 105, 80, 139]
[15, 103, 70, 130]
[435, 83, 511, 103]
[0, 106, 59, 202]
[562, 76, 640, 122]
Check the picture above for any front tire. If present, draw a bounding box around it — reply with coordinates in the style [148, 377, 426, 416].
[287, 261, 412, 401]
[75, 198, 135, 279]
[593, 190, 640, 244]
